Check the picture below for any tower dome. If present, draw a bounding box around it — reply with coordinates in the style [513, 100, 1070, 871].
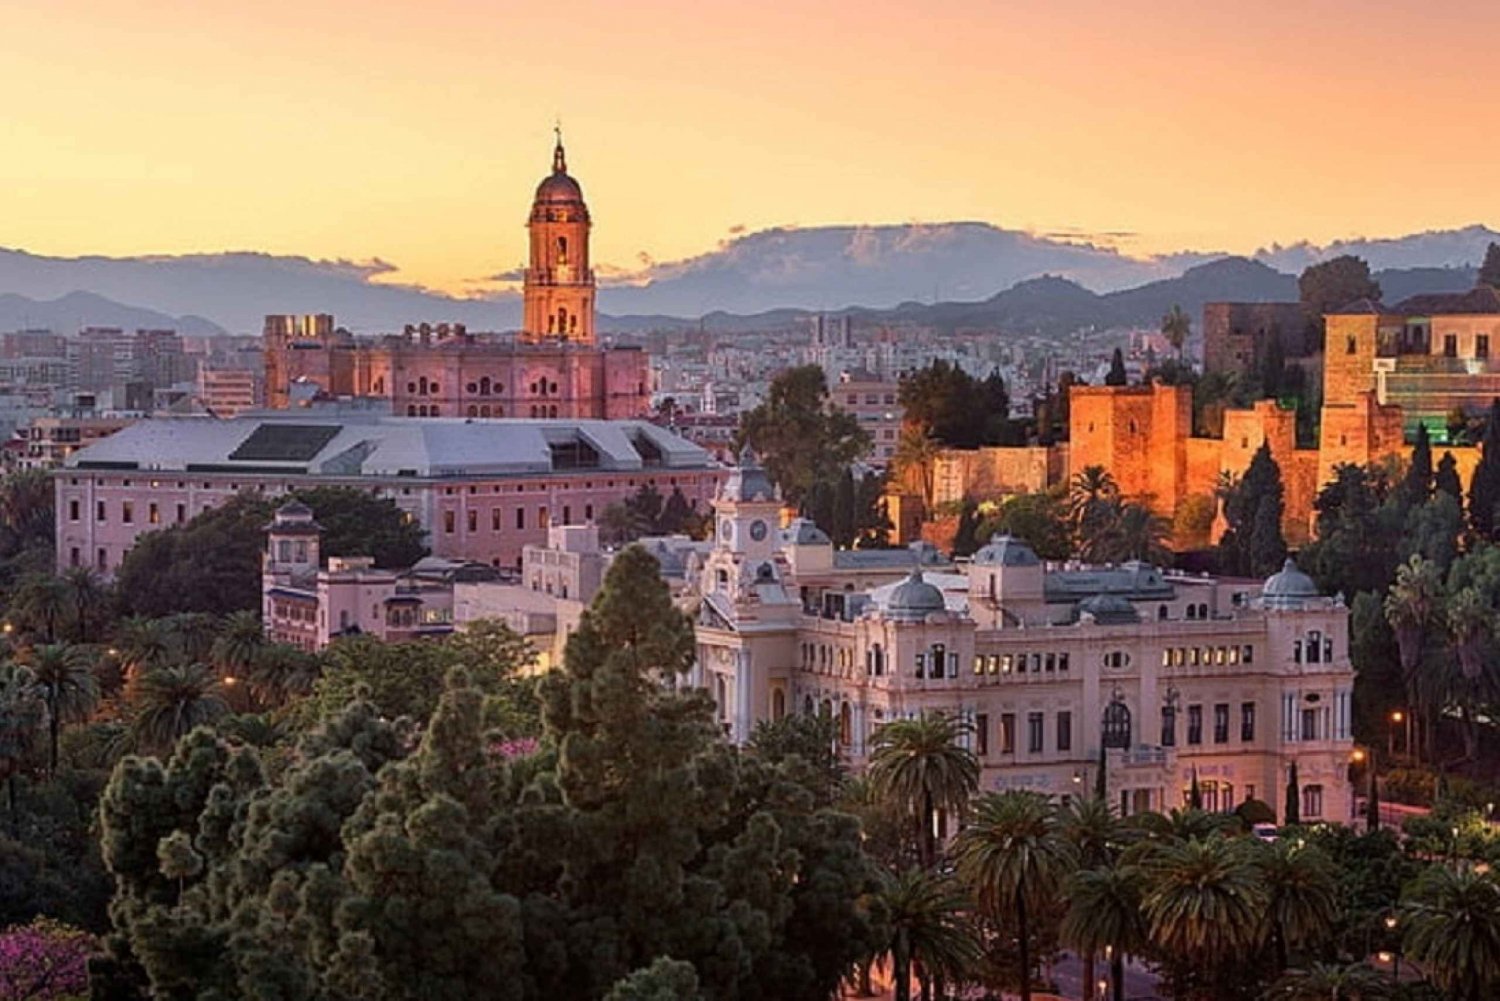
[880, 570, 947, 622]
[1261, 557, 1320, 607]
[530, 133, 589, 221]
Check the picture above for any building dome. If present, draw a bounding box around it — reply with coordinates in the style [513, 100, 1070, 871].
[881, 570, 946, 621]
[1076, 594, 1140, 624]
[1262, 558, 1319, 602]
[721, 447, 778, 503]
[972, 534, 1041, 567]
[275, 499, 313, 519]
[782, 518, 831, 546]
[531, 133, 589, 215]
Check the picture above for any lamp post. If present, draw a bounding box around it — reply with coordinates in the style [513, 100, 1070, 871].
[1388, 709, 1405, 759]
[1383, 914, 1400, 982]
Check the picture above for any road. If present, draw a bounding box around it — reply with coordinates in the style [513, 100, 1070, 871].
[841, 953, 1161, 1000]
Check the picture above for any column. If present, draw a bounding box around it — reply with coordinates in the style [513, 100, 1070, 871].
[734, 649, 753, 744]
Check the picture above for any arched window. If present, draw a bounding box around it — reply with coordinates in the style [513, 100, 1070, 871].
[480, 376, 491, 395]
[804, 695, 815, 716]
[556, 236, 568, 265]
[773, 688, 786, 720]
[839, 703, 852, 746]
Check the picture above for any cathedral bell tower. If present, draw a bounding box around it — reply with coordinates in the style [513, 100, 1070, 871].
[522, 128, 595, 345]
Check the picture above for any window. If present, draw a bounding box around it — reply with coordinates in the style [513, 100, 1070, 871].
[1346, 335, 1357, 355]
[1057, 711, 1072, 752]
[1213, 703, 1229, 744]
[975, 713, 989, 756]
[973, 655, 985, 675]
[176, 503, 185, 523]
[1479, 335, 1491, 360]
[96, 500, 106, 522]
[1242, 645, 1254, 665]
[1161, 705, 1177, 746]
[1241, 702, 1256, 741]
[1000, 713, 1016, 754]
[915, 653, 926, 678]
[69, 546, 79, 566]
[1444, 334, 1458, 358]
[122, 501, 133, 524]
[1059, 653, 1070, 672]
[1293, 639, 1302, 663]
[1301, 707, 1320, 741]
[1027, 713, 1044, 754]
[1187, 704, 1203, 745]
[467, 510, 477, 532]
[1302, 784, 1324, 819]
[443, 511, 455, 534]
[97, 548, 107, 571]
[148, 502, 159, 525]
[931, 644, 946, 679]
[1323, 635, 1334, 662]
[1307, 631, 1322, 663]
[68, 499, 79, 521]
[516, 508, 525, 530]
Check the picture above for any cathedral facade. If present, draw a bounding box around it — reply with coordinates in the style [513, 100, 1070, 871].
[263, 134, 648, 419]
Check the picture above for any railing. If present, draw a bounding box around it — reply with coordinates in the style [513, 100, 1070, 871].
[1121, 746, 1169, 767]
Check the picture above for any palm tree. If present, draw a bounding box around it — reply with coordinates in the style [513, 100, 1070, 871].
[868, 713, 979, 869]
[127, 663, 228, 754]
[1060, 797, 1124, 1001]
[14, 573, 71, 644]
[1140, 834, 1267, 1000]
[1402, 864, 1500, 1001]
[1446, 586, 1492, 762]
[1266, 962, 1391, 1000]
[953, 790, 1078, 1001]
[874, 868, 981, 1001]
[60, 566, 106, 644]
[116, 616, 176, 677]
[1062, 862, 1145, 1001]
[1384, 555, 1444, 764]
[0, 663, 45, 817]
[23, 643, 98, 776]
[245, 643, 322, 708]
[1258, 839, 1338, 974]
[0, 468, 55, 547]
[1081, 502, 1172, 565]
[211, 610, 264, 685]
[1068, 466, 1119, 527]
[893, 426, 942, 515]
[166, 612, 221, 664]
[1161, 304, 1191, 361]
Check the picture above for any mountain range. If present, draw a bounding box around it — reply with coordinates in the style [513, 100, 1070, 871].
[0, 223, 1494, 336]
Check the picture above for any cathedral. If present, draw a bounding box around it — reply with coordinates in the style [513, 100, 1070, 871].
[263, 132, 649, 419]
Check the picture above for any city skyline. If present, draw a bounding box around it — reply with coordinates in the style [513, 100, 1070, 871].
[6, 0, 1500, 295]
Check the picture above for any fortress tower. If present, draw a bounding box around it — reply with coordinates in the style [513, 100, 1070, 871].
[522, 129, 595, 345]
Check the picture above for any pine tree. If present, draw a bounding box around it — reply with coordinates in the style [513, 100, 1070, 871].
[1105, 348, 1128, 386]
[1249, 501, 1288, 577]
[1220, 442, 1286, 577]
[1435, 451, 1463, 504]
[1469, 400, 1500, 538]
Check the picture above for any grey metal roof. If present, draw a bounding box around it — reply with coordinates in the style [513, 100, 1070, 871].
[63, 413, 720, 479]
[1043, 561, 1174, 602]
[834, 541, 950, 571]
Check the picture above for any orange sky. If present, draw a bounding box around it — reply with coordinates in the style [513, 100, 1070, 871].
[3, 0, 1498, 293]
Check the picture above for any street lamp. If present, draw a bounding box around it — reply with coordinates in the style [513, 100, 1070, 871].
[1388, 709, 1405, 758]
[1383, 914, 1400, 982]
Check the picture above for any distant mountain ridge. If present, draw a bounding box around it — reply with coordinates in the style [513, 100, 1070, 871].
[0, 291, 224, 338]
[0, 222, 1494, 334]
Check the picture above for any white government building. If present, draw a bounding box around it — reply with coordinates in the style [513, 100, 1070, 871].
[691, 454, 1356, 823]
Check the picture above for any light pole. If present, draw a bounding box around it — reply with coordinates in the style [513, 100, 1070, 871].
[1383, 914, 1400, 982]
[1388, 709, 1405, 759]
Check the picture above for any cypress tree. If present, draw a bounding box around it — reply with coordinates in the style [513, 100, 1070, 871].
[1399, 423, 1434, 507]
[1469, 399, 1500, 538]
[1105, 348, 1128, 386]
[1095, 743, 1107, 801]
[1366, 768, 1380, 832]
[1249, 501, 1288, 577]
[1284, 762, 1301, 825]
[1435, 451, 1463, 504]
[1221, 442, 1286, 577]
[832, 467, 857, 548]
[1189, 768, 1202, 810]
[1480, 241, 1500, 288]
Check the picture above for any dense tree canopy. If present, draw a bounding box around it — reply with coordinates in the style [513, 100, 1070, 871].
[734, 366, 870, 505]
[1298, 256, 1381, 349]
[1217, 443, 1286, 578]
[114, 487, 429, 618]
[899, 361, 1014, 448]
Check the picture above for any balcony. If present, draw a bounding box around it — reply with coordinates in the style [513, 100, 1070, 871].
[1121, 746, 1170, 767]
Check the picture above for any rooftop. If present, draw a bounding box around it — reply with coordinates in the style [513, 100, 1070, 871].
[63, 413, 720, 479]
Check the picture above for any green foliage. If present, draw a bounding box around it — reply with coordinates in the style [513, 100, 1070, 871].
[1401, 864, 1500, 1000]
[899, 360, 1015, 447]
[114, 487, 429, 618]
[1299, 256, 1381, 338]
[1471, 400, 1500, 539]
[735, 365, 870, 504]
[601, 486, 710, 545]
[869, 713, 978, 869]
[874, 869, 980, 1001]
[603, 957, 703, 1001]
[1217, 442, 1286, 577]
[977, 491, 1072, 561]
[1161, 304, 1191, 357]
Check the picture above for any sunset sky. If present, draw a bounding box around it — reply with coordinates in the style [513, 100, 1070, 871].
[4, 0, 1499, 294]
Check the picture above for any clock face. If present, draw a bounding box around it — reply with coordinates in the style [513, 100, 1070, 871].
[749, 519, 768, 542]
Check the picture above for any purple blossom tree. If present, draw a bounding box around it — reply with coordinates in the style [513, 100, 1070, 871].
[0, 918, 93, 1000]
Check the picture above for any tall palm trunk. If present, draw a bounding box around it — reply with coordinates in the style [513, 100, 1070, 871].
[894, 931, 911, 1001]
[1017, 891, 1031, 1001]
[922, 789, 935, 869]
[1110, 949, 1124, 1001]
[1081, 952, 1095, 1001]
[47, 688, 60, 777]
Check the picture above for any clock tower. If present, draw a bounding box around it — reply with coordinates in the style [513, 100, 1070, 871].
[703, 449, 783, 599]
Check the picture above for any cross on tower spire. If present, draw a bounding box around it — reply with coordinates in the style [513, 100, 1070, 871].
[553, 122, 566, 174]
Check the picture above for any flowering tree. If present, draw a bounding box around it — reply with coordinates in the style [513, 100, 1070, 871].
[0, 918, 93, 1000]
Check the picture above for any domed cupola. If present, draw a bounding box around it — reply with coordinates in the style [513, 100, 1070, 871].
[972, 534, 1040, 567]
[881, 570, 947, 622]
[1261, 557, 1320, 608]
[720, 447, 778, 504]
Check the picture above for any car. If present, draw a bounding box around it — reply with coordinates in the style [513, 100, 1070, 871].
[1252, 823, 1279, 842]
